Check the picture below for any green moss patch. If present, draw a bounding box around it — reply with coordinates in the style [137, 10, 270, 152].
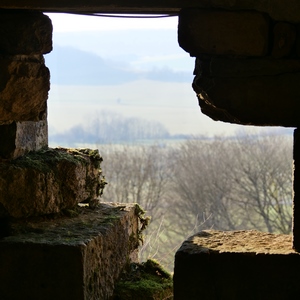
[5, 203, 137, 246]
[11, 147, 103, 171]
[113, 259, 173, 300]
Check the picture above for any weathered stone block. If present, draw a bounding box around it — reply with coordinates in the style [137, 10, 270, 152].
[174, 230, 300, 300]
[0, 55, 50, 123]
[193, 57, 300, 126]
[271, 22, 296, 58]
[0, 203, 140, 300]
[0, 118, 48, 159]
[0, 10, 52, 55]
[197, 57, 300, 78]
[178, 9, 270, 57]
[0, 148, 103, 218]
[296, 24, 300, 57]
[293, 129, 300, 251]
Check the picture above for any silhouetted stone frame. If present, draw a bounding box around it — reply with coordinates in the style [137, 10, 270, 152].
[1, 2, 297, 248]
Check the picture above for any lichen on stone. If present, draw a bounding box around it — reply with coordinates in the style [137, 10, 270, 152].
[113, 259, 173, 300]
[0, 147, 106, 218]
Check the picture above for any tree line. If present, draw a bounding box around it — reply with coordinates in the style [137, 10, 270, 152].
[99, 133, 293, 271]
[50, 111, 171, 145]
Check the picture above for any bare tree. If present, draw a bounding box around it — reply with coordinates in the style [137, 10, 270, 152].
[100, 144, 171, 222]
[167, 133, 293, 236]
[228, 133, 293, 234]
[99, 144, 175, 268]
[90, 111, 170, 143]
[167, 138, 240, 236]
[97, 132, 293, 271]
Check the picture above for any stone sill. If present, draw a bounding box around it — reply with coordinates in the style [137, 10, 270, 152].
[181, 230, 294, 255]
[0, 203, 140, 300]
[174, 230, 300, 300]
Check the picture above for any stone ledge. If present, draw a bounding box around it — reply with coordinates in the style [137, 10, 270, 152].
[0, 203, 141, 300]
[0, 148, 104, 218]
[174, 230, 300, 300]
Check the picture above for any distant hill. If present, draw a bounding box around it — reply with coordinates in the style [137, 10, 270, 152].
[49, 28, 193, 70]
[45, 45, 192, 85]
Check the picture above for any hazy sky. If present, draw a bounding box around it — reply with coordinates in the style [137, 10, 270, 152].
[47, 13, 179, 32]
[46, 13, 288, 140]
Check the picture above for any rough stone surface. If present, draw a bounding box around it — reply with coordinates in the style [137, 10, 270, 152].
[174, 230, 300, 300]
[0, 203, 140, 300]
[271, 22, 296, 59]
[196, 57, 300, 78]
[0, 10, 52, 55]
[0, 55, 50, 123]
[296, 25, 300, 57]
[0, 117, 48, 159]
[2, 1, 300, 23]
[178, 9, 269, 57]
[0, 148, 103, 218]
[193, 58, 300, 126]
[189, 0, 300, 23]
[293, 129, 300, 251]
[177, 7, 300, 127]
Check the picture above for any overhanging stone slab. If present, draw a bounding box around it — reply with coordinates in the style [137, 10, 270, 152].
[174, 230, 300, 300]
[193, 59, 300, 126]
[179, 9, 269, 57]
[0, 203, 140, 300]
[196, 57, 300, 78]
[0, 148, 103, 218]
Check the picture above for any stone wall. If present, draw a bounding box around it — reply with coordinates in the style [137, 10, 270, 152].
[0, 11, 105, 219]
[0, 10, 143, 300]
[175, 6, 300, 299]
[1, 4, 300, 300]
[178, 8, 300, 127]
[0, 10, 52, 159]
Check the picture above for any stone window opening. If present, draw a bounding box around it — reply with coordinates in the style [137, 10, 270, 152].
[1, 4, 300, 299]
